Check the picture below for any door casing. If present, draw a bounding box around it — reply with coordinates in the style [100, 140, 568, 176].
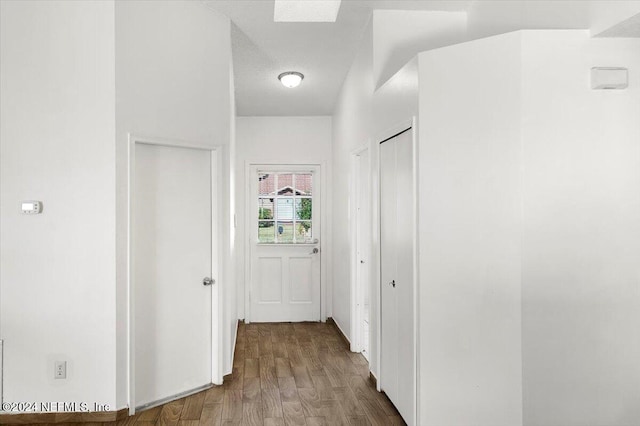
[127, 134, 223, 415]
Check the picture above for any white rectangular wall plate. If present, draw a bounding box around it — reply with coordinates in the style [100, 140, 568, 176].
[591, 67, 628, 90]
[21, 200, 42, 214]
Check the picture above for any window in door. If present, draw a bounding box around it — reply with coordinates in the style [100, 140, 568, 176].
[257, 172, 313, 244]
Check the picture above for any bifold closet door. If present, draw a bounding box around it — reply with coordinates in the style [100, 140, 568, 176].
[380, 128, 415, 425]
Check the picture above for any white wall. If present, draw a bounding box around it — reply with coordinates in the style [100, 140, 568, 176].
[520, 31, 640, 426]
[372, 10, 466, 89]
[416, 29, 640, 426]
[235, 117, 332, 322]
[331, 18, 373, 363]
[418, 32, 524, 426]
[114, 0, 235, 406]
[1, 0, 117, 408]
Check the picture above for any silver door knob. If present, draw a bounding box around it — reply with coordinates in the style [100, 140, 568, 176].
[309, 247, 319, 255]
[203, 277, 215, 286]
[389, 280, 396, 288]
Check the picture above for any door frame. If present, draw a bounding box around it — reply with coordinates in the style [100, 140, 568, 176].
[349, 144, 370, 354]
[375, 117, 419, 424]
[127, 134, 223, 415]
[244, 162, 327, 323]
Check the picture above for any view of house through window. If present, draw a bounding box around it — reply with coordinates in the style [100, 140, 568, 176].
[258, 172, 313, 243]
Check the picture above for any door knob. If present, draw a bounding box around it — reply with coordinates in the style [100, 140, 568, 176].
[389, 280, 395, 288]
[203, 277, 215, 286]
[309, 247, 319, 255]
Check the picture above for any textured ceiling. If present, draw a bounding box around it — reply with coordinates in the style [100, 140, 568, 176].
[205, 1, 470, 116]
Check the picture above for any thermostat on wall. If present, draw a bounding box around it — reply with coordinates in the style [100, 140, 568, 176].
[21, 200, 42, 214]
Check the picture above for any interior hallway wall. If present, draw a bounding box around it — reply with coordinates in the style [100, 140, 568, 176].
[417, 30, 640, 426]
[0, 0, 117, 408]
[418, 32, 524, 426]
[114, 0, 236, 406]
[235, 117, 332, 322]
[330, 18, 374, 370]
[520, 31, 640, 426]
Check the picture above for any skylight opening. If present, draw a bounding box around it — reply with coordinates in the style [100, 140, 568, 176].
[274, 0, 342, 23]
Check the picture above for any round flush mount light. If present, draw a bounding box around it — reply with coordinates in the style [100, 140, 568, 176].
[278, 71, 304, 88]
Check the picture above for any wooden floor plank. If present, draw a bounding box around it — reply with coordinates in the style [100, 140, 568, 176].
[305, 416, 327, 426]
[275, 357, 293, 378]
[260, 357, 279, 390]
[135, 405, 162, 422]
[242, 402, 263, 426]
[182, 392, 206, 420]
[277, 377, 299, 403]
[263, 418, 286, 426]
[292, 366, 314, 389]
[261, 388, 284, 419]
[199, 403, 223, 426]
[204, 386, 225, 406]
[157, 398, 186, 426]
[222, 390, 243, 422]
[243, 377, 263, 403]
[359, 399, 389, 426]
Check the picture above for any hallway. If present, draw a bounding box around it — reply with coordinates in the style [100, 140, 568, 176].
[123, 322, 404, 425]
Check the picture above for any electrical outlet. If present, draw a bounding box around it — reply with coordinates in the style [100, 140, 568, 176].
[54, 361, 66, 379]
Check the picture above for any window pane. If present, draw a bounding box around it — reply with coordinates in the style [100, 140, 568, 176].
[277, 174, 294, 196]
[295, 174, 312, 196]
[258, 173, 275, 196]
[295, 198, 312, 220]
[276, 198, 294, 221]
[296, 221, 312, 242]
[276, 222, 294, 243]
[258, 198, 274, 220]
[258, 221, 275, 243]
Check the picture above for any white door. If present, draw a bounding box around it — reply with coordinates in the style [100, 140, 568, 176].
[355, 149, 371, 358]
[134, 143, 213, 408]
[249, 166, 321, 322]
[380, 129, 415, 425]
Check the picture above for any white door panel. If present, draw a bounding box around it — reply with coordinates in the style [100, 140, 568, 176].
[380, 139, 399, 404]
[134, 143, 212, 407]
[380, 129, 415, 425]
[394, 130, 415, 425]
[249, 167, 321, 322]
[356, 149, 371, 358]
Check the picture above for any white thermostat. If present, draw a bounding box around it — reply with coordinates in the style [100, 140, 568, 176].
[21, 200, 42, 214]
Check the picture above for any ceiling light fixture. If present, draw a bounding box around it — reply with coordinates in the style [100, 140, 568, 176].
[278, 71, 304, 88]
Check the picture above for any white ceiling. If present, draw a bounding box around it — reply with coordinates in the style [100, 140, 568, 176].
[205, 1, 640, 117]
[205, 1, 470, 116]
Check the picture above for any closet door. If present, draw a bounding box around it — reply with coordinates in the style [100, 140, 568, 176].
[380, 128, 415, 425]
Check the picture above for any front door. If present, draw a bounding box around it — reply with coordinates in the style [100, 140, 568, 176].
[249, 166, 321, 322]
[133, 143, 213, 408]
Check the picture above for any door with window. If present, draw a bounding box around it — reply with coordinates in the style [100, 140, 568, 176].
[249, 165, 321, 322]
